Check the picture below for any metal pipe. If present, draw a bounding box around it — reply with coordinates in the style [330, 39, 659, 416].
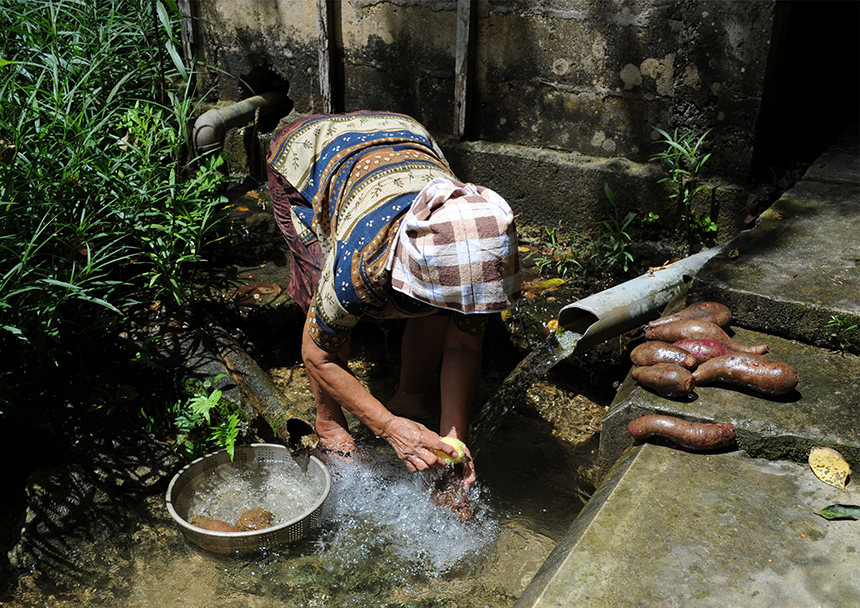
[558, 244, 726, 351]
[192, 91, 291, 155]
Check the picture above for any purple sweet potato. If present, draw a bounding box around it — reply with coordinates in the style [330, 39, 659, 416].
[672, 338, 735, 364]
[692, 353, 799, 396]
[630, 341, 697, 369]
[648, 301, 733, 329]
[632, 364, 696, 398]
[644, 319, 770, 355]
[628, 414, 736, 450]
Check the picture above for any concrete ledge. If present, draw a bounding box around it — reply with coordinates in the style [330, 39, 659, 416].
[516, 443, 860, 607]
[688, 135, 860, 353]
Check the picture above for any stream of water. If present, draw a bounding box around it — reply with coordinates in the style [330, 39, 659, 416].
[470, 330, 582, 453]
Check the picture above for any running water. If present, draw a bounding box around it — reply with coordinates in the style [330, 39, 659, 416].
[469, 329, 582, 454]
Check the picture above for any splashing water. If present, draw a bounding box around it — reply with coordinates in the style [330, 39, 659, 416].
[316, 449, 499, 574]
[187, 460, 325, 526]
[470, 329, 582, 454]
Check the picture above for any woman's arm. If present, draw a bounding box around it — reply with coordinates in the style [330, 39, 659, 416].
[301, 323, 458, 471]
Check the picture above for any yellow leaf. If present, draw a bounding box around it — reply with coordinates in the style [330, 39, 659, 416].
[523, 277, 566, 297]
[809, 446, 852, 490]
[546, 319, 559, 332]
[501, 309, 513, 322]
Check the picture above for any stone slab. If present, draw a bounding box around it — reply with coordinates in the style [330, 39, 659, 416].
[599, 326, 860, 474]
[688, 135, 860, 354]
[515, 443, 860, 608]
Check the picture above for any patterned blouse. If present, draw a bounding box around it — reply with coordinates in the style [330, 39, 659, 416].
[268, 112, 485, 353]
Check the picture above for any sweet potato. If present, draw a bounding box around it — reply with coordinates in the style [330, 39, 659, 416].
[648, 301, 733, 329]
[644, 319, 770, 355]
[628, 414, 736, 450]
[190, 515, 239, 532]
[236, 508, 274, 531]
[672, 338, 735, 364]
[692, 353, 799, 396]
[630, 341, 697, 369]
[632, 364, 696, 398]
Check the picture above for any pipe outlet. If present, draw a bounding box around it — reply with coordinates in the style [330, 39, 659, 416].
[192, 91, 290, 156]
[558, 244, 726, 351]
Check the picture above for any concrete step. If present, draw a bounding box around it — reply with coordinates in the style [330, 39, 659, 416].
[688, 126, 860, 355]
[515, 442, 860, 607]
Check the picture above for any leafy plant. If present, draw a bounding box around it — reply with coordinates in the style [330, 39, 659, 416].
[650, 126, 717, 249]
[596, 183, 636, 272]
[0, 0, 234, 408]
[825, 315, 859, 352]
[525, 222, 588, 279]
[525, 184, 636, 279]
[172, 375, 245, 461]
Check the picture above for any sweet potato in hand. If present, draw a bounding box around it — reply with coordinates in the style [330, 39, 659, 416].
[693, 353, 799, 396]
[630, 341, 697, 369]
[632, 364, 696, 398]
[645, 319, 769, 355]
[628, 414, 736, 450]
[648, 301, 733, 329]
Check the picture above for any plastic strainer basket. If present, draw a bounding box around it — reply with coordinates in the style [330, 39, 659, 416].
[166, 443, 330, 555]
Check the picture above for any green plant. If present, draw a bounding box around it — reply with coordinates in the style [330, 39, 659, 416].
[596, 183, 636, 272]
[0, 0, 234, 408]
[825, 315, 859, 352]
[115, 98, 232, 306]
[525, 221, 588, 279]
[650, 126, 717, 249]
[172, 375, 245, 461]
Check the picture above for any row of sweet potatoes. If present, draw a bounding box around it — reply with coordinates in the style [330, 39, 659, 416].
[630, 302, 800, 398]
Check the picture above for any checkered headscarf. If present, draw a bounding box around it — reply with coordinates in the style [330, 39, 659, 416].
[388, 178, 521, 313]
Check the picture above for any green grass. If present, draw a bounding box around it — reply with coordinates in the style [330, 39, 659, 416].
[0, 0, 232, 412]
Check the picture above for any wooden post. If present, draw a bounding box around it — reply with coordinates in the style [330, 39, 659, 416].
[316, 0, 333, 113]
[178, 0, 197, 71]
[454, 0, 476, 138]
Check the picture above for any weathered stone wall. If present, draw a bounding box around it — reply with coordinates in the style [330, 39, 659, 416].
[193, 0, 778, 241]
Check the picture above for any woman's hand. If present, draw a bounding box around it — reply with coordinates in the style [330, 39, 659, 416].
[379, 416, 459, 473]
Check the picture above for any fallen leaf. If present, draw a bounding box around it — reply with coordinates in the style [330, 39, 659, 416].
[809, 446, 852, 490]
[546, 319, 558, 332]
[522, 277, 566, 297]
[817, 504, 860, 520]
[728, 249, 739, 259]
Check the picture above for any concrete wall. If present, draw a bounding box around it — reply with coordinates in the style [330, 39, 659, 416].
[192, 0, 779, 242]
